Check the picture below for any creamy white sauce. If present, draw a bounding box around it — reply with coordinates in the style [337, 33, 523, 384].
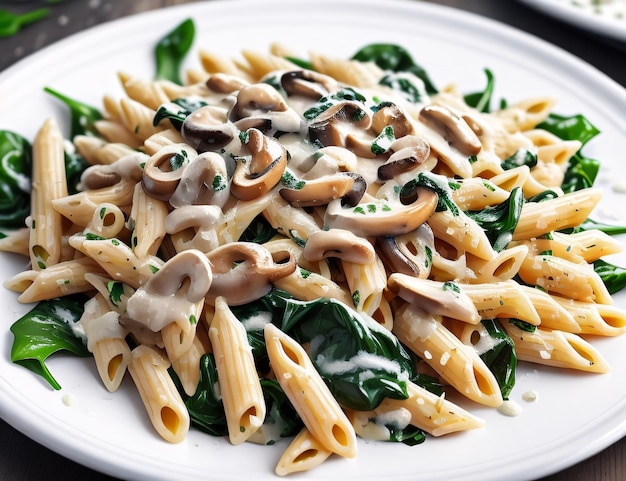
[497, 400, 523, 417]
[61, 393, 78, 407]
[522, 390, 539, 402]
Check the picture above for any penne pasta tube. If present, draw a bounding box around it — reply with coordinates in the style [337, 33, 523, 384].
[274, 427, 332, 477]
[70, 235, 163, 289]
[375, 380, 485, 436]
[512, 188, 602, 241]
[209, 296, 266, 445]
[551, 296, 626, 337]
[264, 323, 357, 458]
[128, 344, 190, 443]
[465, 244, 528, 283]
[341, 255, 387, 317]
[52, 180, 136, 227]
[461, 280, 541, 326]
[4, 256, 104, 303]
[84, 202, 126, 240]
[129, 183, 169, 259]
[517, 252, 612, 304]
[29, 117, 68, 270]
[392, 302, 503, 407]
[171, 326, 210, 396]
[520, 286, 580, 333]
[427, 209, 496, 261]
[0, 227, 30, 256]
[78, 294, 131, 392]
[502, 322, 610, 373]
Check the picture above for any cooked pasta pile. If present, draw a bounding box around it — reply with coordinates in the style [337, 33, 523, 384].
[2, 42, 625, 476]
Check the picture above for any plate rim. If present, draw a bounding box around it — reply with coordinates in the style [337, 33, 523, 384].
[1, 1, 626, 480]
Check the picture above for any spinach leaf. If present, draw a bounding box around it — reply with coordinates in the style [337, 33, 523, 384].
[538, 113, 601, 193]
[480, 319, 516, 400]
[569, 218, 626, 236]
[594, 259, 626, 295]
[43, 87, 103, 138]
[0, 130, 32, 228]
[154, 18, 195, 85]
[351, 43, 438, 95]
[464, 68, 495, 113]
[402, 172, 460, 215]
[153, 98, 208, 130]
[64, 149, 90, 195]
[0, 7, 49, 37]
[281, 297, 414, 411]
[284, 56, 314, 71]
[238, 214, 278, 244]
[171, 353, 228, 437]
[10, 294, 90, 390]
[388, 424, 426, 446]
[378, 73, 428, 104]
[501, 148, 537, 171]
[230, 289, 293, 374]
[466, 186, 524, 252]
[260, 378, 303, 441]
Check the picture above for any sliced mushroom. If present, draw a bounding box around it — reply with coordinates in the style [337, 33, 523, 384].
[308, 94, 373, 156]
[376, 223, 435, 278]
[124, 249, 213, 333]
[387, 273, 481, 324]
[231, 128, 288, 201]
[303, 228, 375, 265]
[371, 102, 415, 139]
[181, 105, 238, 152]
[419, 104, 482, 156]
[229, 83, 302, 134]
[206, 242, 297, 305]
[377, 136, 430, 180]
[206, 72, 250, 94]
[279, 70, 338, 99]
[81, 152, 148, 190]
[169, 151, 231, 208]
[142, 144, 197, 201]
[165, 205, 224, 253]
[324, 186, 438, 238]
[279, 171, 364, 208]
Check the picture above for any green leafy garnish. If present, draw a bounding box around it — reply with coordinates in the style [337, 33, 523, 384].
[0, 130, 32, 228]
[351, 43, 438, 95]
[281, 297, 414, 411]
[466, 187, 524, 252]
[10, 295, 90, 390]
[43, 87, 103, 138]
[464, 68, 495, 113]
[154, 18, 195, 85]
[594, 259, 626, 295]
[479, 319, 516, 400]
[0, 7, 50, 37]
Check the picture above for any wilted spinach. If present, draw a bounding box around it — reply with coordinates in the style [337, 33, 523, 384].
[154, 18, 195, 85]
[10, 294, 90, 390]
[0, 130, 32, 228]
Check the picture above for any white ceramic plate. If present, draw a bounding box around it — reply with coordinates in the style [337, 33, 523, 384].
[518, 0, 626, 44]
[1, 1, 626, 480]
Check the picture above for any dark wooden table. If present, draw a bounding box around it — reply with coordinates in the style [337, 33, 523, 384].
[1, 1, 625, 480]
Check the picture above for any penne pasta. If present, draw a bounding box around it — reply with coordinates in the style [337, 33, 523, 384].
[208, 296, 266, 445]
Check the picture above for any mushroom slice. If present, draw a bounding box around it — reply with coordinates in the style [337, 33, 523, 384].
[181, 105, 237, 152]
[376, 223, 435, 278]
[387, 273, 481, 325]
[169, 151, 231, 208]
[206, 242, 297, 305]
[229, 82, 302, 134]
[125, 249, 213, 333]
[231, 128, 288, 201]
[378, 136, 431, 180]
[142, 144, 197, 201]
[418, 104, 482, 157]
[165, 205, 224, 253]
[279, 70, 338, 99]
[324, 187, 438, 238]
[303, 228, 376, 265]
[280, 171, 362, 208]
[371, 102, 415, 139]
[206, 72, 250, 94]
[81, 152, 148, 190]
